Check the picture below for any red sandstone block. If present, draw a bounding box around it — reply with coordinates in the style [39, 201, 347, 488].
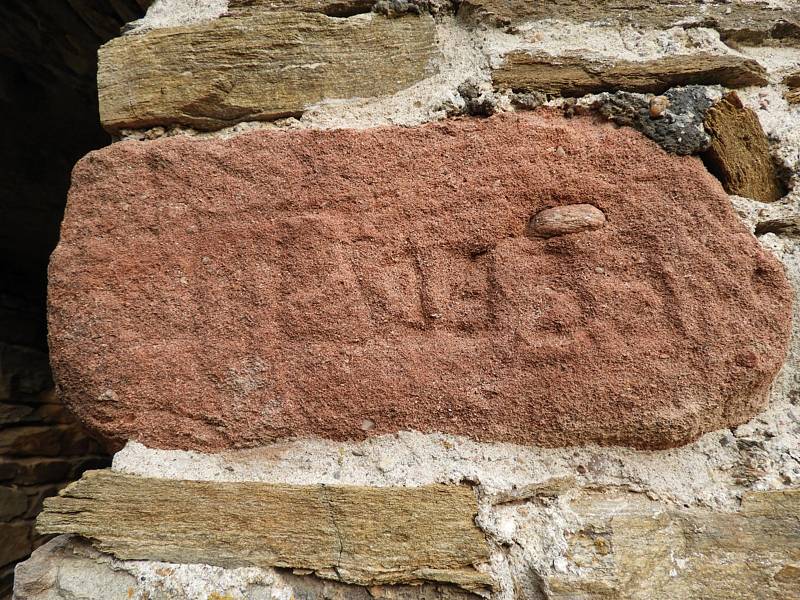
[48, 113, 793, 451]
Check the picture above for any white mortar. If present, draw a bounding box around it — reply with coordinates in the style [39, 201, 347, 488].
[125, 0, 228, 33]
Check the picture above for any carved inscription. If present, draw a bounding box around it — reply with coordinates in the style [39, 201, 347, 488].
[274, 219, 496, 338]
[48, 113, 793, 451]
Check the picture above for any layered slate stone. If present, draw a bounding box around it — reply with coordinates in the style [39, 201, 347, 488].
[785, 71, 800, 87]
[37, 470, 492, 593]
[26, 485, 800, 599]
[493, 52, 768, 97]
[458, 0, 800, 45]
[227, 0, 376, 17]
[785, 71, 800, 104]
[98, 9, 436, 131]
[702, 92, 785, 203]
[15, 536, 482, 600]
[48, 113, 793, 451]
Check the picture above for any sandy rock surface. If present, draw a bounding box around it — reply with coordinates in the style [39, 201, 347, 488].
[48, 112, 792, 452]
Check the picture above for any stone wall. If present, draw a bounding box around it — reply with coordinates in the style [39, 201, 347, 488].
[0, 2, 148, 597]
[0, 293, 108, 598]
[12, 0, 800, 598]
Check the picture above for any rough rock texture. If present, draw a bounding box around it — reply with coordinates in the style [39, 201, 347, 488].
[756, 214, 800, 238]
[527, 204, 606, 238]
[703, 92, 785, 203]
[19, 487, 800, 600]
[98, 10, 436, 131]
[492, 52, 768, 97]
[458, 0, 800, 45]
[48, 112, 793, 452]
[593, 86, 715, 155]
[546, 489, 800, 598]
[0, 334, 107, 598]
[781, 71, 800, 88]
[232, 0, 375, 17]
[786, 70, 800, 104]
[14, 536, 480, 600]
[786, 71, 800, 88]
[0, 3, 145, 593]
[36, 470, 492, 593]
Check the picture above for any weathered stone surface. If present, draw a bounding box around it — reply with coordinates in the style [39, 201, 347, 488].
[785, 71, 800, 88]
[459, 0, 800, 45]
[229, 0, 375, 17]
[37, 470, 492, 592]
[785, 71, 800, 104]
[1, 401, 65, 428]
[527, 204, 606, 238]
[20, 484, 800, 600]
[49, 113, 793, 452]
[546, 488, 800, 599]
[0, 485, 27, 521]
[0, 427, 62, 457]
[493, 52, 768, 97]
[0, 566, 12, 600]
[703, 92, 785, 203]
[0, 424, 102, 457]
[648, 95, 669, 119]
[0, 521, 32, 567]
[594, 86, 714, 155]
[756, 215, 800, 238]
[0, 455, 111, 486]
[0, 299, 110, 589]
[14, 535, 481, 600]
[0, 459, 71, 486]
[31, 402, 77, 425]
[97, 10, 436, 131]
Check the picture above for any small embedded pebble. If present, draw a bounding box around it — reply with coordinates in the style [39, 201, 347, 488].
[528, 204, 607, 238]
[649, 95, 670, 119]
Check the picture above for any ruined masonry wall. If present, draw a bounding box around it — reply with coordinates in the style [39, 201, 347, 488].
[13, 1, 800, 599]
[0, 304, 107, 599]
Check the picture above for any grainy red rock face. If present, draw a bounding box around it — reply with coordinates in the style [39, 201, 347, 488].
[48, 112, 793, 451]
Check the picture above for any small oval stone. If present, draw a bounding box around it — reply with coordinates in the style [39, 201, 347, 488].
[649, 95, 670, 119]
[528, 204, 606, 238]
